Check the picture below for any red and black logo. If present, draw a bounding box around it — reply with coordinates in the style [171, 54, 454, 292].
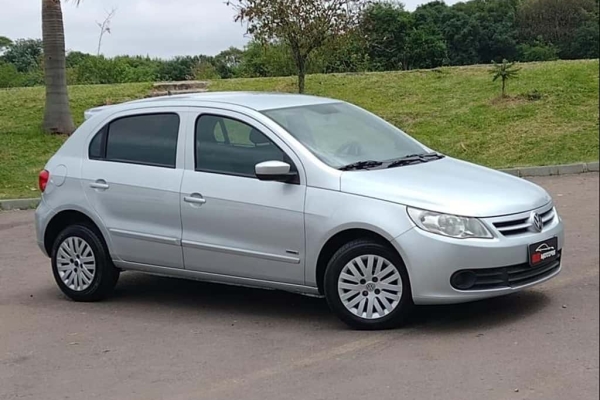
[528, 237, 559, 266]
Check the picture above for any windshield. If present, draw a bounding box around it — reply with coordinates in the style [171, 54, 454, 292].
[263, 102, 426, 168]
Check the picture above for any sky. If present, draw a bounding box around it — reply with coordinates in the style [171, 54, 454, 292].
[0, 0, 459, 59]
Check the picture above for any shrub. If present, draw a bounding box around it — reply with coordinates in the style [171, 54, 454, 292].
[193, 60, 221, 80]
[74, 56, 131, 84]
[517, 41, 558, 62]
[0, 61, 22, 88]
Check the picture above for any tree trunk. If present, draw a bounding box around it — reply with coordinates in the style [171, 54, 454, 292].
[42, 0, 75, 134]
[501, 77, 506, 97]
[97, 31, 104, 56]
[294, 53, 306, 94]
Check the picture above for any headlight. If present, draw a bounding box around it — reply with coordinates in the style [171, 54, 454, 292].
[407, 207, 493, 239]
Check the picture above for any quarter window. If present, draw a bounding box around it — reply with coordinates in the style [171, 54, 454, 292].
[88, 113, 180, 168]
[89, 126, 106, 160]
[195, 115, 292, 177]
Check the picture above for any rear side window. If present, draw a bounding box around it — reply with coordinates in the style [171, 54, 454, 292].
[88, 113, 180, 168]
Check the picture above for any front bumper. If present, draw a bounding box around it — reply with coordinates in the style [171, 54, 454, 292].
[393, 212, 564, 305]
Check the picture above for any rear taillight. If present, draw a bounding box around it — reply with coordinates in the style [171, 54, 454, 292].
[39, 170, 50, 192]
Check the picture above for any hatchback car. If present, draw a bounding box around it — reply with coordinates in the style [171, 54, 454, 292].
[35, 92, 564, 329]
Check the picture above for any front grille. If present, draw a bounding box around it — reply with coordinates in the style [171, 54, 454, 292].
[492, 205, 555, 236]
[451, 252, 561, 291]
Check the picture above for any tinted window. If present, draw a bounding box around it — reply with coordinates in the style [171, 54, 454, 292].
[99, 113, 180, 168]
[89, 126, 106, 160]
[195, 115, 289, 177]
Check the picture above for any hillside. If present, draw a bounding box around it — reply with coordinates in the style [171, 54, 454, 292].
[0, 59, 598, 199]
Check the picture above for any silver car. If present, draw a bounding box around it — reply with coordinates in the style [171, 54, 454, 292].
[35, 92, 564, 329]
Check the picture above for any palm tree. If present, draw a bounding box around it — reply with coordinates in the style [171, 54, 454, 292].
[42, 0, 79, 134]
[490, 59, 521, 98]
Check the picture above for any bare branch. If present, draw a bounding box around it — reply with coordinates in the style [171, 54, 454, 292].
[96, 7, 117, 56]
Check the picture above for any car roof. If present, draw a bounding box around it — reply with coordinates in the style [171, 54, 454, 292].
[84, 91, 341, 120]
[127, 91, 339, 111]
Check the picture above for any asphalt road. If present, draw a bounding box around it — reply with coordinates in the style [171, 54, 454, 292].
[1, 173, 598, 400]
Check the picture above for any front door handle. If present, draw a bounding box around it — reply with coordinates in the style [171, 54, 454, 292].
[184, 194, 206, 205]
[90, 180, 109, 190]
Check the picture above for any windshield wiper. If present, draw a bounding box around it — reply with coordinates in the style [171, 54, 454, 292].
[387, 152, 445, 168]
[338, 160, 383, 171]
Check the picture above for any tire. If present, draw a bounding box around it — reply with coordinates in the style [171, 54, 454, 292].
[324, 239, 413, 330]
[51, 224, 119, 302]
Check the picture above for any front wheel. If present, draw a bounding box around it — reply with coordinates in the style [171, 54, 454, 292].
[51, 224, 119, 302]
[324, 239, 413, 330]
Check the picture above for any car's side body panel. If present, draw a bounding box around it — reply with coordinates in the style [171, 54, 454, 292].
[303, 187, 415, 287]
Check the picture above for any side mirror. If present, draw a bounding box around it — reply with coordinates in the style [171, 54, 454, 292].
[255, 161, 297, 183]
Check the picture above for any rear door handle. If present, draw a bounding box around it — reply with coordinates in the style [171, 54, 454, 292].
[90, 180, 109, 190]
[184, 194, 206, 205]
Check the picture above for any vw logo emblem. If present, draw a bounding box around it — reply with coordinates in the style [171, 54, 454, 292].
[530, 212, 543, 232]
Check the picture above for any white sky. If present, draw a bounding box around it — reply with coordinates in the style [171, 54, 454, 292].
[0, 0, 459, 58]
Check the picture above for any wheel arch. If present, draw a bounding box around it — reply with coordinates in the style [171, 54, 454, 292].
[43, 209, 110, 257]
[315, 228, 405, 295]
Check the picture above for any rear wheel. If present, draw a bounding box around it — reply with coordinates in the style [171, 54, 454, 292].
[51, 224, 119, 302]
[324, 239, 413, 330]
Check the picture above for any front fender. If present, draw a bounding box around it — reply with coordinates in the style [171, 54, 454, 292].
[304, 188, 413, 286]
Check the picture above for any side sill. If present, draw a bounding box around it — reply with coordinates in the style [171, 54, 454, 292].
[114, 260, 321, 297]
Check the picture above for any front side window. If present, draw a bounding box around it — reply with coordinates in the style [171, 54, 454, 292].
[263, 103, 426, 168]
[195, 115, 290, 177]
[88, 113, 180, 168]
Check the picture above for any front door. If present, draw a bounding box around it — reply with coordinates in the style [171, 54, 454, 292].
[82, 110, 186, 269]
[180, 110, 306, 284]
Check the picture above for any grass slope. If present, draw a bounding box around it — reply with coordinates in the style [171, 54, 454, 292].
[0, 60, 598, 199]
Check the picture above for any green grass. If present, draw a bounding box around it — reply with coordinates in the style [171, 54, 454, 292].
[1, 60, 598, 199]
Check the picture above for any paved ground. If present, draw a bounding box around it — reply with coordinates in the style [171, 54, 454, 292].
[0, 173, 598, 400]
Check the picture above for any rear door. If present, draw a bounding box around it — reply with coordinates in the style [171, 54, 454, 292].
[82, 108, 187, 269]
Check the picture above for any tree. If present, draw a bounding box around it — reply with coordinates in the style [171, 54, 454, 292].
[404, 27, 447, 70]
[1, 39, 43, 72]
[318, 31, 370, 73]
[517, 0, 598, 58]
[214, 47, 244, 78]
[96, 7, 117, 56]
[456, 0, 519, 63]
[517, 39, 558, 62]
[361, 2, 413, 71]
[193, 59, 221, 80]
[0, 36, 12, 55]
[569, 20, 600, 59]
[490, 59, 520, 97]
[42, 0, 79, 135]
[228, 0, 366, 93]
[65, 50, 94, 68]
[158, 56, 199, 81]
[440, 11, 481, 65]
[238, 40, 297, 77]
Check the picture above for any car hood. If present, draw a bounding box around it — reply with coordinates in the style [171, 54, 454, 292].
[340, 157, 551, 217]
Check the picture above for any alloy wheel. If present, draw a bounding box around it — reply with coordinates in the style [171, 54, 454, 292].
[56, 237, 96, 292]
[337, 255, 403, 320]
